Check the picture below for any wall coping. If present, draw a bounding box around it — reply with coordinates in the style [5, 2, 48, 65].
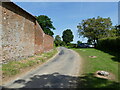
[1, 1, 36, 21]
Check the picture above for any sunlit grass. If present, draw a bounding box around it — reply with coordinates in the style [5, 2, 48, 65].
[73, 48, 119, 88]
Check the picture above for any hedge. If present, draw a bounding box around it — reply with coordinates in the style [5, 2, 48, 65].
[97, 36, 120, 52]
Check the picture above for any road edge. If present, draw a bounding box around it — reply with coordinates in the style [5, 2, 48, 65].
[2, 47, 60, 87]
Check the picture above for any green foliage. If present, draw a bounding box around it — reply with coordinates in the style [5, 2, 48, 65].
[115, 25, 120, 36]
[61, 41, 66, 46]
[97, 36, 120, 52]
[67, 43, 77, 48]
[36, 15, 55, 36]
[77, 16, 112, 43]
[87, 39, 92, 44]
[62, 29, 74, 44]
[54, 35, 67, 46]
[77, 41, 82, 45]
[107, 26, 120, 37]
[54, 35, 62, 46]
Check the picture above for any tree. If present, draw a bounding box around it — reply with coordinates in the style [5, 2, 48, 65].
[77, 41, 82, 45]
[61, 41, 66, 46]
[36, 15, 55, 36]
[87, 39, 92, 44]
[62, 29, 74, 44]
[108, 26, 118, 37]
[54, 35, 62, 46]
[115, 25, 120, 36]
[107, 25, 120, 37]
[77, 16, 112, 44]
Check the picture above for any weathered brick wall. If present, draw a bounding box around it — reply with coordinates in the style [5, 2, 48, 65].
[34, 21, 44, 54]
[1, 2, 54, 63]
[1, 2, 35, 62]
[34, 21, 54, 54]
[0, 3, 2, 64]
[43, 34, 54, 52]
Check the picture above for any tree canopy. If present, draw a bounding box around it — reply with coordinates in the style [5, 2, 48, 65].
[77, 41, 82, 45]
[36, 15, 55, 36]
[62, 29, 74, 44]
[54, 35, 62, 46]
[115, 25, 120, 36]
[77, 16, 112, 43]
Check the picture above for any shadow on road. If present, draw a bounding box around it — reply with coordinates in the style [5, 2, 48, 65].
[2, 73, 119, 89]
[15, 72, 77, 88]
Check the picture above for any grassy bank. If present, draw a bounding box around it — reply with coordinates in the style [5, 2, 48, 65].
[2, 48, 57, 81]
[73, 48, 119, 88]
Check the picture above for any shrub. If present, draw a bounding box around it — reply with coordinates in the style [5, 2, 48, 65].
[97, 36, 120, 52]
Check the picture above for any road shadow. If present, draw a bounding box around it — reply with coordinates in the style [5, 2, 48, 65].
[2, 73, 120, 89]
[18, 72, 77, 88]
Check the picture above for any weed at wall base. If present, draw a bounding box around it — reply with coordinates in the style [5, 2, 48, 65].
[2, 48, 57, 79]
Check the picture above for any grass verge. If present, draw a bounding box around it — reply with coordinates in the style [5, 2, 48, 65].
[72, 48, 120, 88]
[2, 48, 57, 82]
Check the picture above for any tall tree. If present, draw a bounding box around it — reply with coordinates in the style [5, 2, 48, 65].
[36, 15, 55, 36]
[62, 29, 74, 44]
[77, 16, 112, 44]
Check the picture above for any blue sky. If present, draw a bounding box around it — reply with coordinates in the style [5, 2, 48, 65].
[14, 2, 118, 43]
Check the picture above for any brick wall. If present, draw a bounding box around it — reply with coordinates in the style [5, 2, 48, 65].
[0, 2, 2, 64]
[34, 21, 54, 54]
[44, 34, 54, 52]
[1, 2, 35, 62]
[1, 2, 54, 63]
[34, 21, 44, 54]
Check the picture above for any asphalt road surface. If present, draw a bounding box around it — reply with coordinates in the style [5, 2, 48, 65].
[3, 47, 82, 88]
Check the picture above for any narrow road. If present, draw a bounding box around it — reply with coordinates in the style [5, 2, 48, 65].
[3, 47, 82, 88]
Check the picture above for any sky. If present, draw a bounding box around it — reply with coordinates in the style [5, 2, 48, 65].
[11, 0, 120, 2]
[14, 2, 118, 43]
